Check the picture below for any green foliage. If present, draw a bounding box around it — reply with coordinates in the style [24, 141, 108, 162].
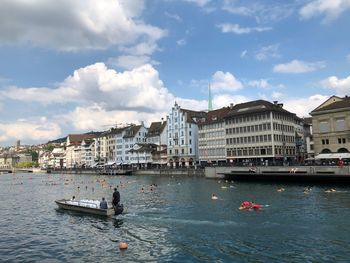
[27, 150, 39, 162]
[16, 161, 36, 168]
[43, 144, 55, 152]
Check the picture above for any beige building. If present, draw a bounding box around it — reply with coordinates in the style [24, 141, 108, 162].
[225, 100, 301, 165]
[198, 106, 231, 166]
[310, 95, 350, 156]
[0, 153, 20, 169]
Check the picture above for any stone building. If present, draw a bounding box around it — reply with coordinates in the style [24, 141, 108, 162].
[198, 106, 231, 166]
[310, 95, 350, 157]
[225, 100, 302, 165]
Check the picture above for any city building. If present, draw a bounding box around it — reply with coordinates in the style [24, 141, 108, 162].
[0, 153, 20, 169]
[120, 124, 148, 165]
[198, 106, 231, 166]
[225, 100, 301, 165]
[167, 102, 206, 167]
[65, 133, 97, 168]
[310, 95, 350, 158]
[303, 117, 314, 159]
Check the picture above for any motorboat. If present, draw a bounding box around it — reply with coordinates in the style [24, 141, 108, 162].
[55, 199, 123, 217]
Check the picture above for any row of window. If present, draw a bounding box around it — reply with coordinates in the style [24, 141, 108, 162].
[198, 139, 225, 147]
[322, 138, 347, 145]
[168, 131, 192, 138]
[169, 139, 192, 146]
[199, 148, 226, 157]
[168, 148, 193, 155]
[198, 122, 224, 130]
[226, 146, 295, 157]
[198, 130, 225, 138]
[225, 112, 295, 125]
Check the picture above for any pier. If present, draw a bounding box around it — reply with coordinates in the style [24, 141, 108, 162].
[205, 165, 350, 183]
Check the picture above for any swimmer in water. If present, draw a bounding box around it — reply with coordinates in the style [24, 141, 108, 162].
[211, 194, 218, 200]
[277, 188, 285, 192]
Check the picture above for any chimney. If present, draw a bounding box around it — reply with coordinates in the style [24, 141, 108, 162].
[230, 103, 234, 109]
[161, 117, 164, 124]
[273, 101, 278, 105]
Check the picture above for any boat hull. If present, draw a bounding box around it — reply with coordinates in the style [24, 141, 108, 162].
[55, 199, 115, 217]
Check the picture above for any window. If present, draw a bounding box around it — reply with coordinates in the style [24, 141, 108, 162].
[335, 119, 345, 131]
[319, 121, 330, 133]
[181, 149, 184, 154]
[189, 139, 192, 145]
[189, 131, 192, 136]
[190, 148, 192, 154]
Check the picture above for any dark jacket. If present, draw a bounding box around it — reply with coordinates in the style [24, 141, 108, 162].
[100, 200, 108, 209]
[112, 190, 120, 206]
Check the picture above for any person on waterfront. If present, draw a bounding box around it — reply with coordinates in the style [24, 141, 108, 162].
[71, 195, 76, 201]
[100, 197, 108, 209]
[112, 187, 120, 207]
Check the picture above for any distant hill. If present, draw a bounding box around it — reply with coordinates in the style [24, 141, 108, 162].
[47, 131, 103, 144]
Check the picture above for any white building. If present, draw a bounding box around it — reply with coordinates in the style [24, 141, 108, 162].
[167, 102, 206, 167]
[65, 134, 97, 168]
[119, 124, 148, 165]
[128, 143, 157, 168]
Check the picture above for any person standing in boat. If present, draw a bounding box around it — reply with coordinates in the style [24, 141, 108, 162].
[100, 197, 108, 209]
[112, 187, 120, 208]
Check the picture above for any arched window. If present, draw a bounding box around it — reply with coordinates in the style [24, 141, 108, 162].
[321, 148, 331, 153]
[337, 148, 349, 153]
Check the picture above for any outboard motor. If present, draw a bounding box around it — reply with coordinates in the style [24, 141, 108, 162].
[114, 204, 124, 215]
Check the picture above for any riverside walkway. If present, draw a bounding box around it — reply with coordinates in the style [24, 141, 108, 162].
[205, 165, 350, 183]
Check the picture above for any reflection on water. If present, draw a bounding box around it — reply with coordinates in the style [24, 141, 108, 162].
[1, 173, 350, 262]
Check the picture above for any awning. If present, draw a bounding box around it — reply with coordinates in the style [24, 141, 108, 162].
[106, 161, 116, 166]
[315, 153, 350, 159]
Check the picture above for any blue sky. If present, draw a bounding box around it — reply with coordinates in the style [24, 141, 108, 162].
[0, 0, 349, 146]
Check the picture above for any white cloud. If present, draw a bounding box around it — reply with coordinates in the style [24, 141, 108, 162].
[217, 23, 272, 34]
[248, 79, 270, 89]
[165, 12, 183, 22]
[255, 44, 280, 61]
[271, 91, 283, 99]
[212, 94, 249, 109]
[177, 39, 187, 46]
[300, 0, 350, 22]
[273, 60, 326, 73]
[222, 0, 295, 24]
[62, 104, 167, 130]
[321, 75, 350, 95]
[0, 0, 166, 51]
[211, 71, 243, 92]
[184, 0, 212, 7]
[108, 55, 159, 70]
[283, 94, 330, 117]
[240, 50, 248, 58]
[1, 63, 174, 112]
[0, 119, 61, 143]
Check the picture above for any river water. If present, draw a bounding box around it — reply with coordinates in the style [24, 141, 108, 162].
[1, 172, 350, 262]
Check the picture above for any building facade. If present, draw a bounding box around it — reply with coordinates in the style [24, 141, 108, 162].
[225, 100, 300, 165]
[167, 102, 206, 167]
[310, 95, 350, 155]
[198, 107, 230, 166]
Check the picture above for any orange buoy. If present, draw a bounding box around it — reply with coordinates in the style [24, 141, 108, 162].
[119, 242, 128, 250]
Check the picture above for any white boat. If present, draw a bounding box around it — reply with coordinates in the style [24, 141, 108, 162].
[55, 199, 122, 217]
